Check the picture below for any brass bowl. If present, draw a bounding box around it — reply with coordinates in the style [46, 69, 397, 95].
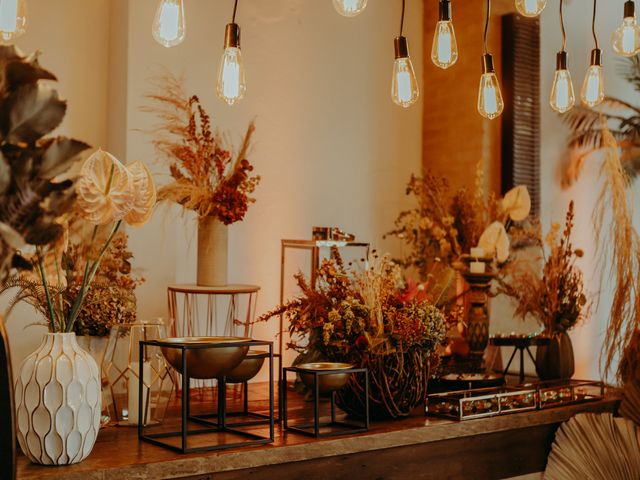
[160, 336, 250, 379]
[298, 362, 354, 394]
[226, 350, 267, 384]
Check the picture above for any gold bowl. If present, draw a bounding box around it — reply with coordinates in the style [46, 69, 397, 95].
[226, 350, 267, 384]
[160, 336, 250, 379]
[298, 362, 354, 394]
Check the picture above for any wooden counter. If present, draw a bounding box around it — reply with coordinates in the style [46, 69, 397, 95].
[16, 385, 619, 480]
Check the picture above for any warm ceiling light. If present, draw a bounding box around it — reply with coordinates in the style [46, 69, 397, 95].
[0, 0, 27, 42]
[431, 0, 458, 69]
[581, 0, 604, 108]
[550, 0, 575, 113]
[611, 0, 640, 56]
[217, 0, 246, 106]
[333, 0, 367, 17]
[477, 0, 504, 119]
[152, 0, 186, 48]
[515, 0, 547, 18]
[391, 0, 419, 107]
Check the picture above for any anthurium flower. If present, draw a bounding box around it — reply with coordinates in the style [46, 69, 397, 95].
[76, 149, 134, 225]
[502, 185, 531, 222]
[124, 161, 156, 227]
[478, 221, 510, 263]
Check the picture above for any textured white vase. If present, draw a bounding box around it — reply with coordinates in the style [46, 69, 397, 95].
[15, 332, 101, 465]
[197, 216, 228, 286]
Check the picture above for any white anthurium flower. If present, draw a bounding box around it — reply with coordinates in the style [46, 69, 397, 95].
[76, 149, 134, 225]
[478, 221, 510, 263]
[502, 185, 531, 222]
[124, 161, 156, 227]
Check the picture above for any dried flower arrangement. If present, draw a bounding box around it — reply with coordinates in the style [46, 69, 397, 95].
[2, 150, 156, 334]
[386, 166, 539, 281]
[259, 247, 447, 418]
[498, 201, 589, 335]
[145, 75, 260, 224]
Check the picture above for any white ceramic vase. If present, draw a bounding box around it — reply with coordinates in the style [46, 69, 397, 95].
[14, 332, 101, 465]
[197, 216, 228, 286]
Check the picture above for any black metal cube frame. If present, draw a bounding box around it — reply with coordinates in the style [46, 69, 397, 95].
[282, 366, 369, 438]
[201, 351, 282, 427]
[138, 339, 274, 454]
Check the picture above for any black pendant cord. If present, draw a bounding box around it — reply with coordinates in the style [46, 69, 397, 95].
[399, 0, 406, 36]
[483, 0, 491, 55]
[232, 0, 239, 23]
[591, 0, 599, 49]
[560, 0, 566, 51]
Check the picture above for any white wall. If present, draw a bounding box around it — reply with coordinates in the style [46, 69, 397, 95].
[5, 0, 423, 375]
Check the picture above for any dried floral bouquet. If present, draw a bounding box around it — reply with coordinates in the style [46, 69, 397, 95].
[145, 75, 260, 224]
[259, 247, 448, 419]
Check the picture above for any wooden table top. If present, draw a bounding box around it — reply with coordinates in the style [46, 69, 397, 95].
[16, 384, 619, 480]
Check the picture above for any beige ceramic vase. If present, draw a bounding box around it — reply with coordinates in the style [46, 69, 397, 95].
[14, 332, 101, 465]
[197, 216, 228, 286]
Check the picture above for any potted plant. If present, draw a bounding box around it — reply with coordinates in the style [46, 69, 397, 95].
[145, 75, 260, 286]
[499, 201, 589, 381]
[259, 248, 447, 419]
[9, 150, 155, 465]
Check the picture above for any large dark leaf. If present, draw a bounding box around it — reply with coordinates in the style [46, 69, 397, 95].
[0, 153, 9, 195]
[24, 220, 61, 245]
[39, 137, 89, 178]
[5, 57, 56, 92]
[1, 83, 66, 144]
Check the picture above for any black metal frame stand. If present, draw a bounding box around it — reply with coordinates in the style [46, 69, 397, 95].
[282, 366, 369, 438]
[491, 336, 551, 385]
[138, 339, 275, 454]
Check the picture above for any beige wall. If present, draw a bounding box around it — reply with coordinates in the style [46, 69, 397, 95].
[4, 0, 423, 375]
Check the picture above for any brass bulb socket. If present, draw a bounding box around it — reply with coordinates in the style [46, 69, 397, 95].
[439, 0, 452, 21]
[481, 53, 495, 74]
[224, 23, 240, 49]
[556, 50, 568, 70]
[625, 0, 635, 19]
[394, 36, 409, 59]
[590, 48, 602, 67]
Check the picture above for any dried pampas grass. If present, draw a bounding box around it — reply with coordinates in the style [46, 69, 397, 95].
[594, 126, 640, 380]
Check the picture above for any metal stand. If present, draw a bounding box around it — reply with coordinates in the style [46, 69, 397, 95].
[138, 339, 274, 454]
[282, 366, 369, 438]
[490, 336, 551, 384]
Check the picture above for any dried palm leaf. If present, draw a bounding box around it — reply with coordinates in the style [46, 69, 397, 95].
[621, 380, 640, 427]
[545, 413, 640, 480]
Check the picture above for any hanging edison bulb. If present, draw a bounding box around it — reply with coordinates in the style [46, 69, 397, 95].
[550, 51, 575, 113]
[477, 54, 504, 119]
[581, 49, 604, 107]
[391, 36, 419, 108]
[612, 1, 640, 56]
[431, 0, 458, 69]
[515, 0, 547, 18]
[0, 0, 27, 42]
[152, 0, 186, 48]
[217, 23, 246, 106]
[333, 0, 367, 17]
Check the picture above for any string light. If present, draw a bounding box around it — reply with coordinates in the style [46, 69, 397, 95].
[612, 0, 640, 56]
[581, 0, 604, 108]
[0, 0, 26, 42]
[477, 0, 504, 119]
[152, 0, 186, 48]
[550, 0, 575, 113]
[391, 0, 419, 108]
[431, 0, 458, 69]
[333, 0, 367, 17]
[217, 0, 246, 106]
[515, 0, 546, 18]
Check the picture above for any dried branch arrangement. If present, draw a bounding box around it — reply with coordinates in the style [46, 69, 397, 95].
[145, 74, 260, 224]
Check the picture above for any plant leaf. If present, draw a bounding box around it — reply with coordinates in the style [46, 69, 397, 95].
[0, 221, 24, 248]
[0, 152, 9, 195]
[5, 56, 56, 91]
[40, 137, 90, 178]
[1, 83, 67, 144]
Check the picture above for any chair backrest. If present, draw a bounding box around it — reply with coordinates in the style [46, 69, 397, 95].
[0, 316, 16, 480]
